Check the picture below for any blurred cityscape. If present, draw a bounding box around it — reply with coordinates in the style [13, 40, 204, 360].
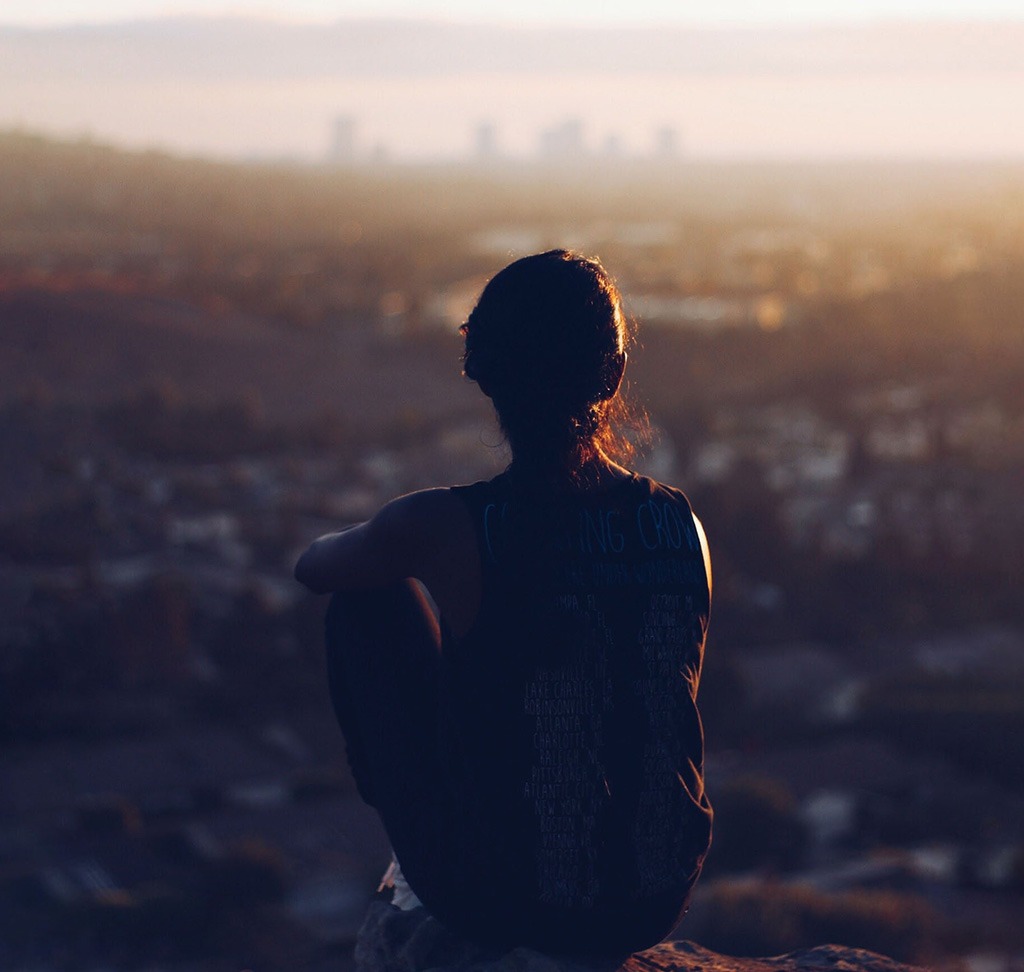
[1, 130, 1023, 970]
[325, 115, 682, 166]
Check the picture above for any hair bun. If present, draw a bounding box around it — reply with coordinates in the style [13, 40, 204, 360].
[460, 250, 643, 467]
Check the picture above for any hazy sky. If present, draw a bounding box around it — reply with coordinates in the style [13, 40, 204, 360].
[6, 0, 1024, 27]
[3, 5, 1023, 161]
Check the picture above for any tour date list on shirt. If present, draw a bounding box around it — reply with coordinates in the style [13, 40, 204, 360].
[501, 491, 708, 907]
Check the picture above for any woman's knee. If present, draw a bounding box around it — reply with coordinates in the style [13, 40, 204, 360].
[322, 581, 444, 820]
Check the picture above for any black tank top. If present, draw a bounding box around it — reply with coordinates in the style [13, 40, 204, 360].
[435, 472, 713, 955]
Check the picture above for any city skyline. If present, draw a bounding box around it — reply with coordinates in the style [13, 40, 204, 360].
[327, 115, 682, 165]
[3, 17, 1023, 162]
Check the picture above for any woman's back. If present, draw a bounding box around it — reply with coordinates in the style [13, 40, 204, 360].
[432, 471, 712, 954]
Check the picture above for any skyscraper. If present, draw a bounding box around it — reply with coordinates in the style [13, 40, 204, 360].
[654, 126, 680, 159]
[328, 115, 357, 164]
[474, 121, 498, 161]
[540, 118, 585, 160]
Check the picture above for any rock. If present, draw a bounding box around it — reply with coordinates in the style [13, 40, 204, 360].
[354, 901, 930, 972]
[621, 941, 927, 972]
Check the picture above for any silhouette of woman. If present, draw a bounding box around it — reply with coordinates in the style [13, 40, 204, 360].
[295, 250, 712, 958]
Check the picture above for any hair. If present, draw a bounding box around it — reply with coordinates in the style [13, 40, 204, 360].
[460, 249, 647, 473]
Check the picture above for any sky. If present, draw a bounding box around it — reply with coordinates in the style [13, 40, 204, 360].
[6, 0, 1024, 27]
[3, 1, 1023, 161]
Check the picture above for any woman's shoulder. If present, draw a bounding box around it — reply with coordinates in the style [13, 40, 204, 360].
[584, 469, 694, 509]
[638, 475, 696, 506]
[446, 473, 512, 511]
[444, 468, 692, 509]
[376, 486, 476, 538]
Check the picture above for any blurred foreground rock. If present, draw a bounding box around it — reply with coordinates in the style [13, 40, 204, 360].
[355, 900, 927, 972]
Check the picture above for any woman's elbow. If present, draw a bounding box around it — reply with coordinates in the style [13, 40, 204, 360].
[294, 523, 375, 594]
[294, 545, 329, 594]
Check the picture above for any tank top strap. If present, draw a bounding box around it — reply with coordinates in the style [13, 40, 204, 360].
[449, 474, 511, 566]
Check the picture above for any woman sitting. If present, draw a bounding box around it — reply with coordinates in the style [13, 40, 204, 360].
[295, 250, 713, 959]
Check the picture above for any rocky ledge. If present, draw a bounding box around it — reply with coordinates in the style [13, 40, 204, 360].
[355, 900, 929, 972]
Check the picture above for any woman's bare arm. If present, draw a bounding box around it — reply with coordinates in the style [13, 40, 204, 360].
[693, 513, 712, 602]
[294, 489, 450, 594]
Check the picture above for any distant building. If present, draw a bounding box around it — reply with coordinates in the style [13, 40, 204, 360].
[328, 115, 357, 164]
[474, 121, 498, 161]
[540, 118, 585, 160]
[601, 133, 624, 158]
[654, 125, 679, 159]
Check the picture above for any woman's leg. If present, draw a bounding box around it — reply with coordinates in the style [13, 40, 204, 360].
[324, 581, 447, 907]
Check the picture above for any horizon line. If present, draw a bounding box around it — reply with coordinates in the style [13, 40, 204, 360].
[5, 125, 1024, 168]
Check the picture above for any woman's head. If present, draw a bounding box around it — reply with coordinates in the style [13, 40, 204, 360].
[461, 250, 643, 471]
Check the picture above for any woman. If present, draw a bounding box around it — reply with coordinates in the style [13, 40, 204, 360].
[295, 250, 712, 958]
